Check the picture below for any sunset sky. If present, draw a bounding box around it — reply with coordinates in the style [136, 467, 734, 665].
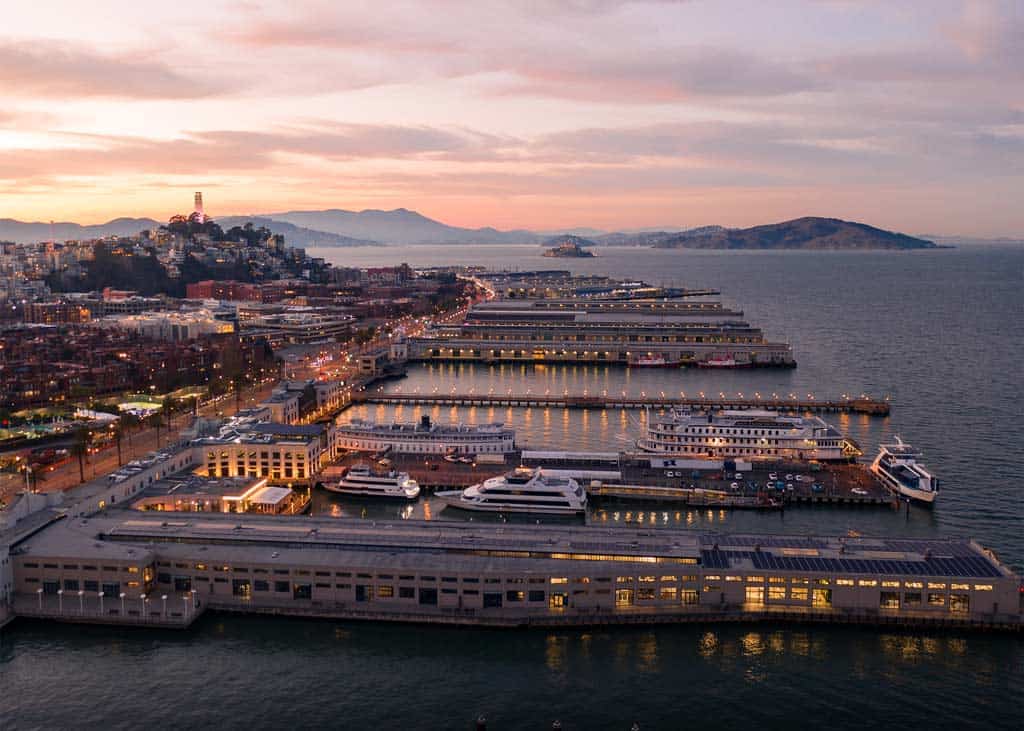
[1, 0, 1021, 236]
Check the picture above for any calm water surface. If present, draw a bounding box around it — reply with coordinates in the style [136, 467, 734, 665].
[3, 244, 1022, 729]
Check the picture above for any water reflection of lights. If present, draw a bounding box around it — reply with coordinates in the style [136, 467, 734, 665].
[698, 631, 719, 658]
[545, 635, 567, 672]
[741, 632, 765, 657]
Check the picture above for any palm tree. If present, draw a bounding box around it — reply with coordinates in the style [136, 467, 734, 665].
[147, 412, 164, 448]
[232, 373, 247, 414]
[120, 412, 140, 450]
[161, 396, 178, 429]
[70, 426, 90, 483]
[110, 422, 124, 466]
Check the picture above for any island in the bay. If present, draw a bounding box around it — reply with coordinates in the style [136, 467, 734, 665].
[542, 235, 596, 257]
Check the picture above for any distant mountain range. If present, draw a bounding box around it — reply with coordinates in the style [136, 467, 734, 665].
[268, 208, 539, 245]
[0, 217, 160, 243]
[1, 209, 945, 250]
[216, 216, 378, 248]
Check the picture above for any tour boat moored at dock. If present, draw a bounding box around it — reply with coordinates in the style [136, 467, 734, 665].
[325, 464, 421, 500]
[435, 466, 586, 515]
[870, 438, 939, 504]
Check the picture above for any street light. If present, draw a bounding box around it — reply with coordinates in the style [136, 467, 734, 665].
[36, 587, 43, 610]
[119, 591, 126, 615]
[77, 589, 85, 614]
[98, 591, 105, 614]
[57, 588, 64, 613]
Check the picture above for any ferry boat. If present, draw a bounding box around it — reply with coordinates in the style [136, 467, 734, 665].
[325, 464, 421, 500]
[870, 438, 939, 504]
[636, 408, 859, 462]
[435, 466, 587, 515]
[698, 353, 751, 368]
[335, 416, 516, 455]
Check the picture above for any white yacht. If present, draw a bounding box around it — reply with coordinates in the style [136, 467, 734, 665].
[435, 466, 587, 515]
[870, 438, 939, 504]
[636, 408, 859, 462]
[326, 464, 421, 500]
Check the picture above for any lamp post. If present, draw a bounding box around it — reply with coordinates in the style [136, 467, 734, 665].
[140, 593, 147, 616]
[36, 587, 42, 610]
[98, 591, 105, 614]
[57, 588, 64, 613]
[77, 589, 84, 614]
[119, 592, 126, 615]
[161, 594, 168, 618]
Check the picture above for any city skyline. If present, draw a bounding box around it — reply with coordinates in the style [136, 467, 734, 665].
[1, 0, 1022, 237]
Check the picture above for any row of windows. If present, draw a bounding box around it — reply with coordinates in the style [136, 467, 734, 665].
[23, 563, 138, 573]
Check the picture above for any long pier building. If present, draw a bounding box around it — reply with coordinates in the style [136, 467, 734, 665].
[408, 298, 796, 367]
[6, 512, 1021, 631]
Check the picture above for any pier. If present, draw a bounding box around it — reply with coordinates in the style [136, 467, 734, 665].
[351, 391, 891, 416]
[7, 514, 1020, 633]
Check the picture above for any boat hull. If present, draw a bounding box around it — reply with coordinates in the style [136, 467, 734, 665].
[433, 491, 585, 515]
[870, 468, 937, 505]
[323, 484, 420, 500]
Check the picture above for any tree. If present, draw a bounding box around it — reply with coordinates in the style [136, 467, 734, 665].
[232, 373, 248, 414]
[161, 396, 179, 429]
[110, 422, 124, 466]
[120, 411, 141, 449]
[70, 426, 91, 483]
[147, 413, 164, 446]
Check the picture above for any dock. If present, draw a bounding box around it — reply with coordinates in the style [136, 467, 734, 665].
[350, 391, 891, 416]
[324, 451, 897, 508]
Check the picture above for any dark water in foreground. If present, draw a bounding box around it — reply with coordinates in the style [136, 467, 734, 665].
[3, 244, 1023, 729]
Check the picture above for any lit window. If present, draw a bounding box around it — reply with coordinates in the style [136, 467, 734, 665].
[927, 582, 946, 590]
[858, 580, 878, 587]
[973, 584, 993, 591]
[746, 576, 764, 583]
[905, 581, 923, 589]
[836, 578, 854, 586]
[768, 586, 786, 600]
[791, 587, 809, 602]
[881, 580, 900, 588]
[927, 593, 945, 606]
[725, 575, 741, 582]
[550, 577, 568, 585]
[660, 575, 677, 583]
[950, 583, 969, 591]
[704, 575, 721, 581]
[616, 576, 634, 584]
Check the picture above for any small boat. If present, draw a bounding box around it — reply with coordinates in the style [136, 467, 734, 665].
[629, 353, 681, 368]
[435, 466, 586, 515]
[325, 464, 420, 500]
[698, 353, 752, 368]
[870, 438, 939, 504]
